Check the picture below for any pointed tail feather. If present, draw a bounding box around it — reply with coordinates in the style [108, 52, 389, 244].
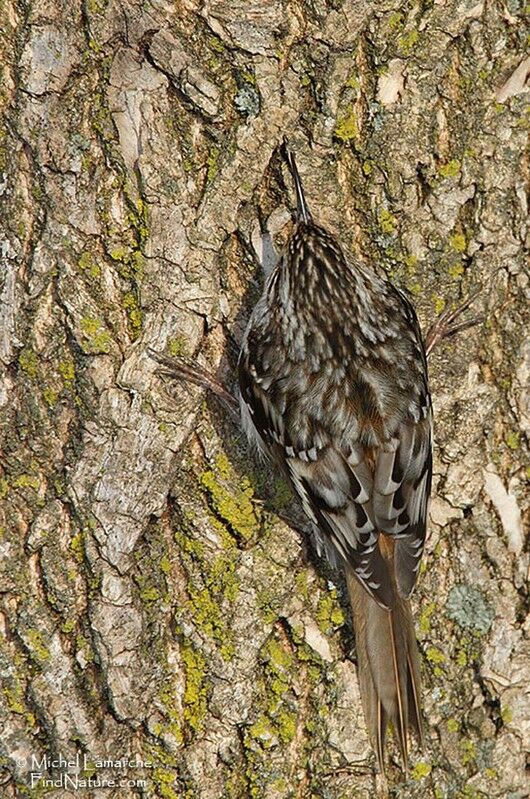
[346, 540, 423, 772]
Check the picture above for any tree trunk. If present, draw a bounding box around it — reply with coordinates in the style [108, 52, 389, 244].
[0, 1, 527, 797]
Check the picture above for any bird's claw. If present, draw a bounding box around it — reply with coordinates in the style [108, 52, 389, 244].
[147, 349, 240, 415]
[425, 290, 482, 357]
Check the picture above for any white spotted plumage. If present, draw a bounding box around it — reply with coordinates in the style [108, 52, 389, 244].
[238, 215, 432, 608]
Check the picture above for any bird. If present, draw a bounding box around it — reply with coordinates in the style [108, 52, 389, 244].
[237, 140, 432, 772]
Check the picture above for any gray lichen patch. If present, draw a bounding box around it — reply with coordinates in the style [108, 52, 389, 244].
[234, 84, 260, 116]
[446, 584, 495, 636]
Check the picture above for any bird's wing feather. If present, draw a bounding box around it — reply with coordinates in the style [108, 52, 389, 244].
[372, 410, 432, 598]
[239, 346, 395, 607]
[286, 448, 396, 609]
[239, 331, 432, 606]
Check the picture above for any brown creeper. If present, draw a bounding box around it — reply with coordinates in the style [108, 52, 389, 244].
[238, 141, 432, 770]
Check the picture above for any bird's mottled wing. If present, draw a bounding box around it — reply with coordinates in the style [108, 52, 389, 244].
[372, 411, 432, 598]
[369, 286, 433, 598]
[286, 445, 396, 609]
[238, 338, 289, 456]
[239, 338, 395, 608]
[240, 339, 432, 608]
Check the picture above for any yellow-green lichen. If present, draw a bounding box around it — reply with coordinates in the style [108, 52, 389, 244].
[456, 649, 468, 667]
[247, 633, 301, 752]
[362, 160, 374, 176]
[209, 546, 239, 603]
[334, 107, 358, 141]
[447, 717, 460, 733]
[59, 358, 75, 383]
[157, 681, 184, 744]
[168, 336, 189, 357]
[80, 316, 111, 354]
[426, 646, 445, 676]
[256, 588, 280, 624]
[419, 602, 436, 635]
[3, 684, 27, 715]
[42, 387, 58, 407]
[411, 761, 432, 779]
[19, 348, 39, 378]
[109, 246, 128, 262]
[294, 569, 310, 601]
[224, 768, 251, 799]
[409, 281, 422, 295]
[315, 591, 345, 635]
[152, 766, 181, 799]
[208, 35, 226, 53]
[61, 618, 76, 634]
[398, 29, 419, 54]
[122, 292, 143, 336]
[426, 646, 445, 664]
[433, 295, 446, 315]
[206, 146, 220, 183]
[70, 531, 85, 563]
[265, 638, 293, 672]
[345, 74, 359, 90]
[140, 585, 161, 602]
[126, 194, 149, 246]
[450, 233, 467, 253]
[199, 453, 261, 543]
[249, 715, 277, 749]
[276, 708, 297, 744]
[460, 739, 476, 765]
[87, 37, 102, 53]
[86, 0, 106, 14]
[505, 430, 520, 450]
[439, 160, 461, 178]
[78, 251, 101, 278]
[181, 643, 208, 734]
[174, 526, 205, 560]
[186, 580, 235, 659]
[13, 474, 40, 492]
[448, 261, 465, 279]
[174, 520, 239, 657]
[160, 555, 172, 575]
[26, 629, 51, 664]
[240, 69, 256, 86]
[388, 11, 404, 30]
[109, 245, 144, 281]
[215, 453, 231, 480]
[3, 680, 36, 728]
[378, 208, 397, 234]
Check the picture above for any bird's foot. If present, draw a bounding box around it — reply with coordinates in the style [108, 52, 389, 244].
[148, 349, 240, 416]
[425, 290, 481, 358]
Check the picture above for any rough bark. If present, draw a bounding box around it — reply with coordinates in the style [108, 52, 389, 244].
[0, 1, 528, 798]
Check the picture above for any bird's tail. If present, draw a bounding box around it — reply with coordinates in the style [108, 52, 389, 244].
[346, 537, 423, 772]
[280, 138, 312, 224]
